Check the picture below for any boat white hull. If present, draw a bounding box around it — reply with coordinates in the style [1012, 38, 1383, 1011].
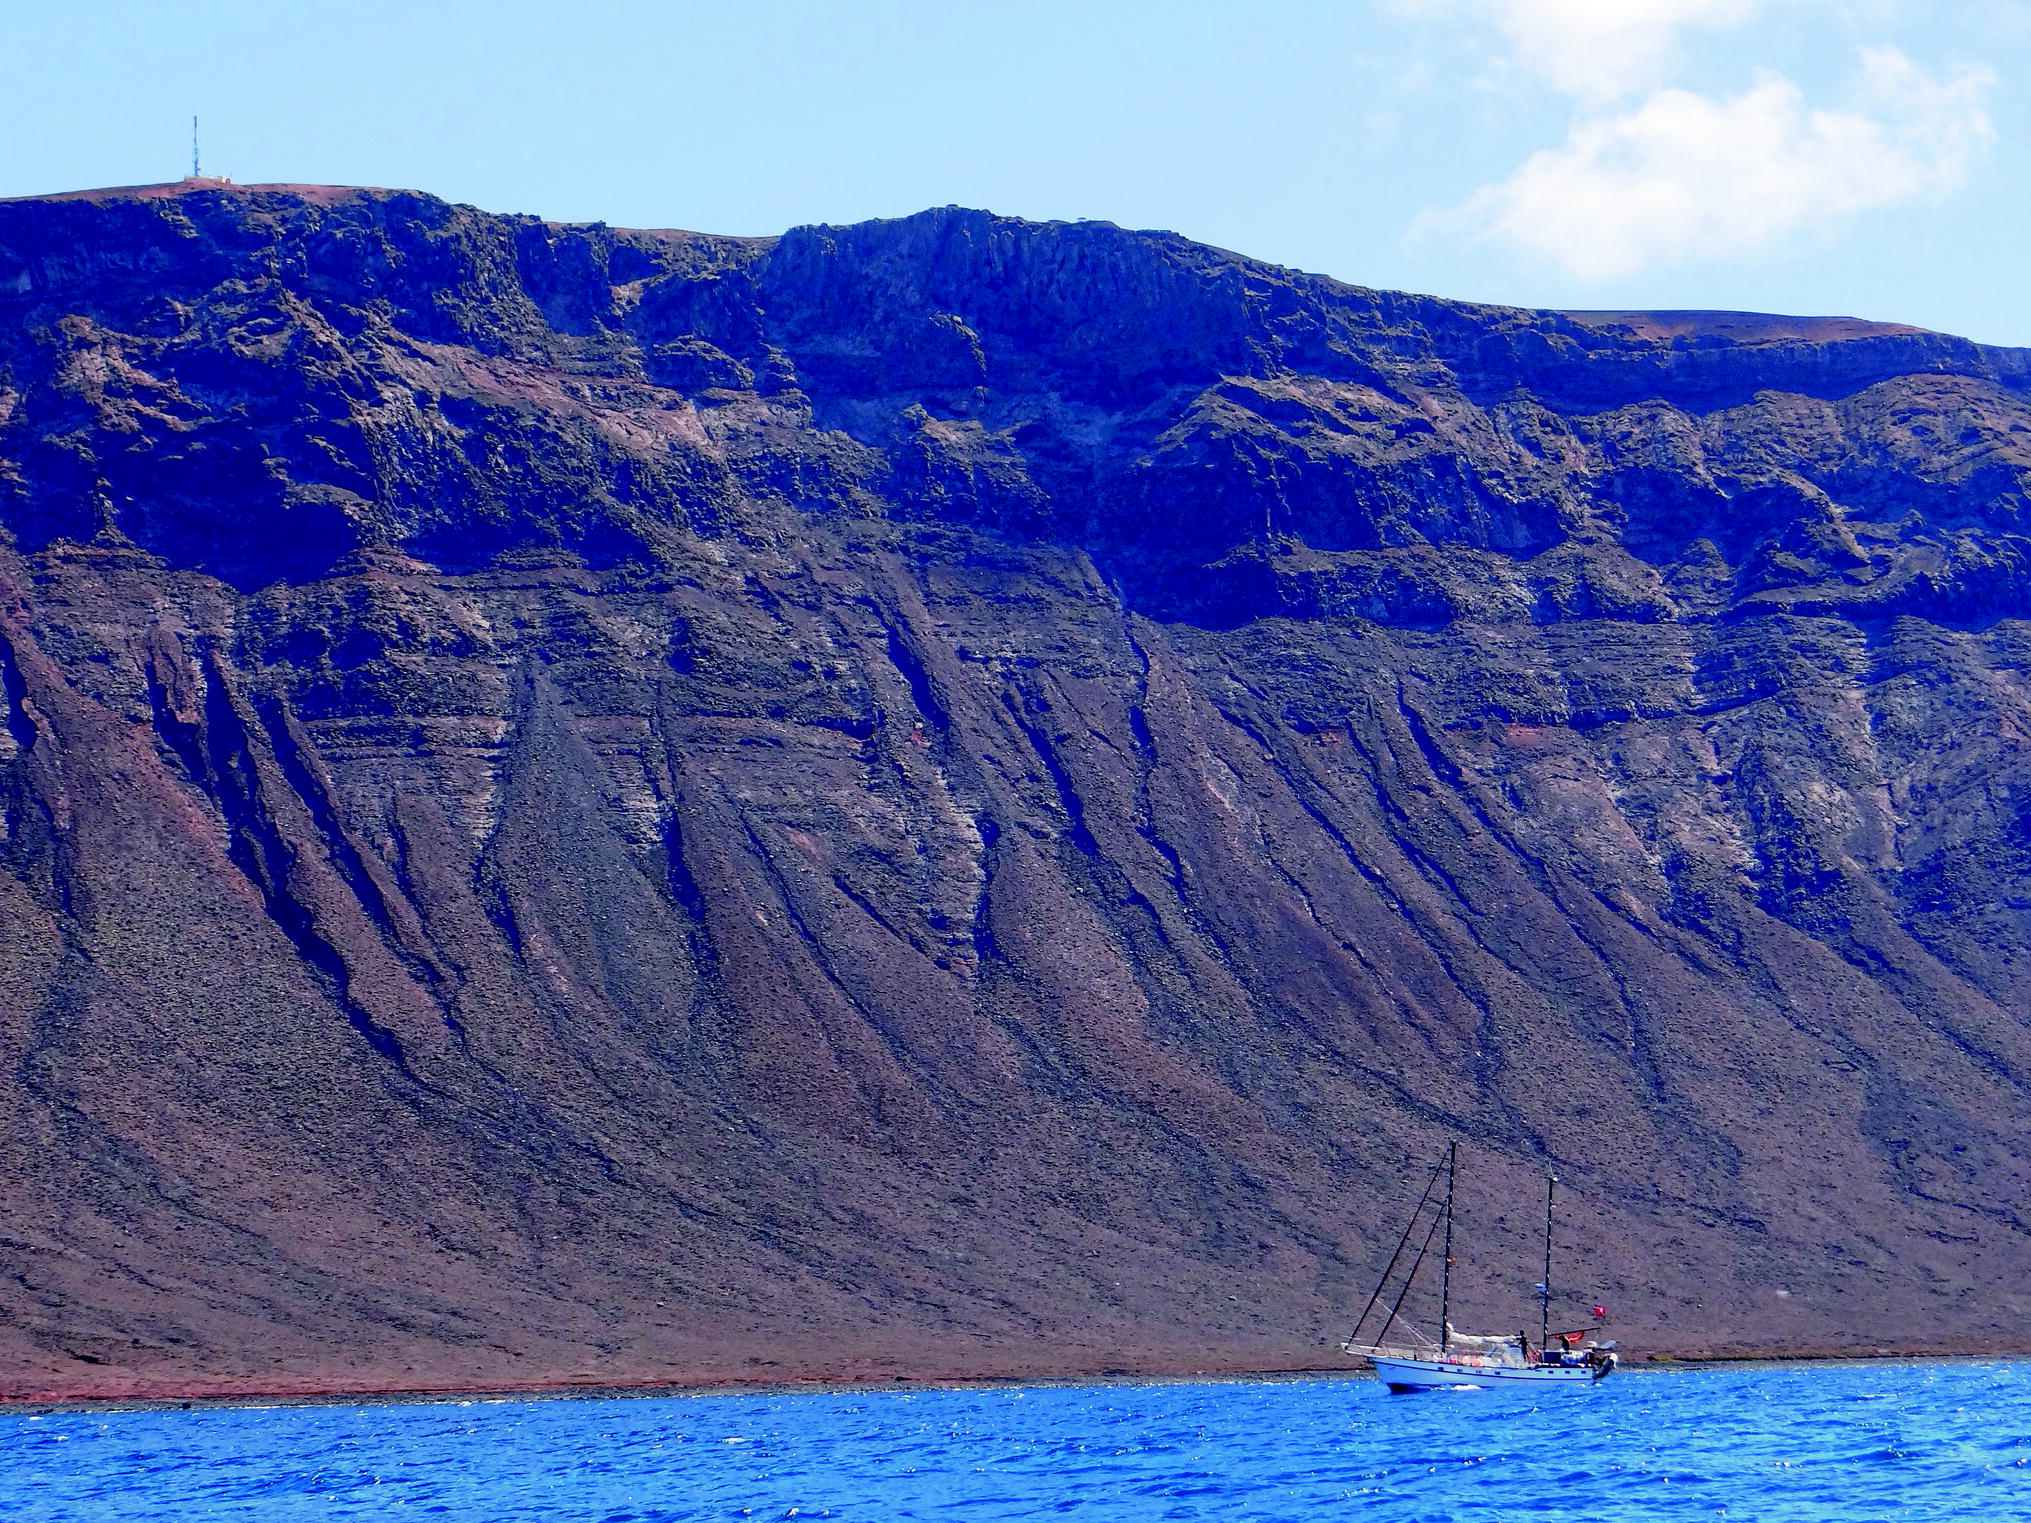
[1369, 1354, 1605, 1392]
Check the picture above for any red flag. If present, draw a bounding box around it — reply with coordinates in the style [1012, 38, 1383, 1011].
[1592, 1306, 1607, 1319]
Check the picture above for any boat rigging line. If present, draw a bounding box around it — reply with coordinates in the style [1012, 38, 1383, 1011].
[1340, 1154, 1446, 1351]
[1376, 1192, 1448, 1352]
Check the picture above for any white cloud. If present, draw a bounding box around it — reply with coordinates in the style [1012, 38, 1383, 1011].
[1427, 47, 1992, 280]
[1389, 0, 1768, 100]
[1488, 0, 1762, 100]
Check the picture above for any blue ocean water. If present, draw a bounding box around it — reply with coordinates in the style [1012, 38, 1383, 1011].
[6, 1360, 2030, 1522]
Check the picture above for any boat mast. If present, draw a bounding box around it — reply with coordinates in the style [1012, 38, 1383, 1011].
[1539, 1173, 1557, 1353]
[1438, 1141, 1457, 1353]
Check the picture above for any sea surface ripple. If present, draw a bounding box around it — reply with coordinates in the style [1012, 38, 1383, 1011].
[7, 1359, 2030, 1521]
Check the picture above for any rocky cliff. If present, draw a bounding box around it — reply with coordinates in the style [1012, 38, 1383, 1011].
[3, 180, 2031, 1398]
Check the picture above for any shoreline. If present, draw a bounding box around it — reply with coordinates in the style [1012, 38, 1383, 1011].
[8, 1350, 2029, 1417]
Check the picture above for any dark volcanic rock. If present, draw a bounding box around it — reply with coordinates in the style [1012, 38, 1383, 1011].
[3, 181, 2031, 1397]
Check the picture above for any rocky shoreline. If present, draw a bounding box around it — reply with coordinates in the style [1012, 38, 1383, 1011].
[9, 1349, 2029, 1417]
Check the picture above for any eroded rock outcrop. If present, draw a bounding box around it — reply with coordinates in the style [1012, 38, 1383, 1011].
[2, 182, 2031, 1397]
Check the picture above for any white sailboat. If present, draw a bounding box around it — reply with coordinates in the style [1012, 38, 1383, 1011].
[1341, 1143, 1620, 1392]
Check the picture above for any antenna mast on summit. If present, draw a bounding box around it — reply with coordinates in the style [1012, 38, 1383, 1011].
[191, 116, 200, 180]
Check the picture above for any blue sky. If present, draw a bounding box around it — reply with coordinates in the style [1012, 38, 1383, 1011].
[6, 1, 2029, 342]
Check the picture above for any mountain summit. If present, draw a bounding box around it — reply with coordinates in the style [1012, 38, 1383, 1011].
[3, 183, 2030, 1398]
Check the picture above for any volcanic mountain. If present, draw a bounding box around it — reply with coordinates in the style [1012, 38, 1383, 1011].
[3, 180, 2031, 1399]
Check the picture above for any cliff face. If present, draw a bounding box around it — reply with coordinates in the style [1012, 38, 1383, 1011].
[4, 183, 2031, 1398]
